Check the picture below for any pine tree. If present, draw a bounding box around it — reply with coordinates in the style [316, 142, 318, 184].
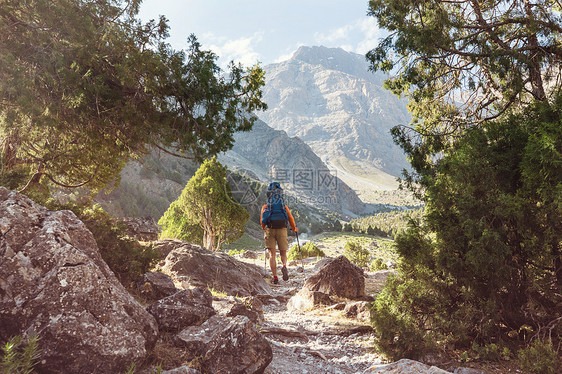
[367, 0, 562, 360]
[159, 158, 249, 251]
[371, 95, 562, 358]
[0, 0, 266, 196]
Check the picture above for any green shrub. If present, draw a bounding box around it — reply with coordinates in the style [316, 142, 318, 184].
[227, 249, 244, 256]
[471, 342, 502, 361]
[344, 241, 370, 267]
[517, 340, 559, 374]
[370, 100, 562, 359]
[369, 258, 389, 271]
[288, 242, 325, 261]
[1, 333, 41, 374]
[371, 274, 430, 360]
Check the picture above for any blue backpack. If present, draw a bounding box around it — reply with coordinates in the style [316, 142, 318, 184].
[261, 182, 289, 229]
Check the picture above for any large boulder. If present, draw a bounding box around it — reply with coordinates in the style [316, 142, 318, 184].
[304, 255, 365, 299]
[213, 295, 264, 324]
[155, 239, 272, 297]
[174, 315, 272, 374]
[147, 288, 215, 332]
[0, 188, 159, 374]
[287, 287, 333, 311]
[138, 271, 179, 301]
[153, 238, 184, 259]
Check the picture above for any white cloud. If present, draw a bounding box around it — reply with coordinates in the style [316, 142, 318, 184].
[313, 17, 384, 55]
[314, 24, 354, 44]
[355, 18, 384, 54]
[201, 32, 264, 69]
[274, 51, 296, 63]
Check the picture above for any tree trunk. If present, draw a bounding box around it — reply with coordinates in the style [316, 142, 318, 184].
[206, 234, 216, 251]
[554, 243, 562, 290]
[524, 0, 546, 101]
[202, 209, 217, 251]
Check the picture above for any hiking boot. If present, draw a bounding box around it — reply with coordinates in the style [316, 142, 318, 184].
[281, 266, 289, 281]
[272, 276, 279, 284]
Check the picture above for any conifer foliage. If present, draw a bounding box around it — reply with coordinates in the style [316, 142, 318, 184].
[372, 98, 562, 359]
[0, 0, 266, 195]
[159, 158, 249, 251]
[367, 0, 562, 364]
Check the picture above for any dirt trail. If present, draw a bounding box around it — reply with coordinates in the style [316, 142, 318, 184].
[257, 262, 387, 374]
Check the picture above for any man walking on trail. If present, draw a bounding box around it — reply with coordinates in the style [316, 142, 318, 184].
[260, 182, 297, 284]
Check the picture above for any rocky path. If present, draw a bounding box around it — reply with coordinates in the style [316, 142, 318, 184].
[257, 263, 387, 374]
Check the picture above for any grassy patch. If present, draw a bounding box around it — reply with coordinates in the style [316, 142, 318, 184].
[311, 231, 398, 264]
[222, 233, 263, 252]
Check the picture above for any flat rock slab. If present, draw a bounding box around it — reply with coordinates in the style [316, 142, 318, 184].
[155, 239, 272, 297]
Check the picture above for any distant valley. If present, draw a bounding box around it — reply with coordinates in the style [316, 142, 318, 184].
[96, 46, 420, 227]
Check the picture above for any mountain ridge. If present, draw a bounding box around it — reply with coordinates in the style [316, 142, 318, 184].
[259, 46, 411, 193]
[219, 119, 365, 216]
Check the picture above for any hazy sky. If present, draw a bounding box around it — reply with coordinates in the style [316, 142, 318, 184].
[137, 0, 384, 68]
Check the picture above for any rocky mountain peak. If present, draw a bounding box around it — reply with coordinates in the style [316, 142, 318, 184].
[260, 46, 411, 192]
[288, 46, 382, 82]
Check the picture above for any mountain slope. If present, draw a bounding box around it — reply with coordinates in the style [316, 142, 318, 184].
[259, 46, 411, 192]
[219, 119, 365, 216]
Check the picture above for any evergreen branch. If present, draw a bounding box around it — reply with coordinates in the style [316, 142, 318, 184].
[19, 163, 101, 193]
[153, 143, 196, 160]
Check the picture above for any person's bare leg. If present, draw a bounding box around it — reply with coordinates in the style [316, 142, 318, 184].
[268, 247, 277, 277]
[280, 250, 287, 268]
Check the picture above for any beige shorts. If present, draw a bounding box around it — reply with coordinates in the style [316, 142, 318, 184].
[264, 228, 288, 254]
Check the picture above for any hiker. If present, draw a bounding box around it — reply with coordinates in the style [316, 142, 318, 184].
[260, 182, 297, 284]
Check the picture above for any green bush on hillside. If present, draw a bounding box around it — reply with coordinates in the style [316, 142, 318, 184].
[517, 340, 559, 374]
[288, 242, 325, 261]
[369, 258, 389, 271]
[350, 209, 424, 238]
[344, 241, 370, 268]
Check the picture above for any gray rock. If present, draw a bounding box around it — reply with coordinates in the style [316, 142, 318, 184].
[161, 366, 202, 374]
[313, 256, 335, 272]
[153, 238, 184, 259]
[156, 239, 272, 297]
[147, 288, 215, 332]
[453, 368, 487, 374]
[118, 216, 160, 241]
[175, 315, 272, 374]
[0, 188, 158, 374]
[139, 271, 178, 301]
[343, 301, 372, 321]
[287, 287, 333, 311]
[213, 296, 264, 324]
[363, 359, 452, 373]
[304, 255, 365, 299]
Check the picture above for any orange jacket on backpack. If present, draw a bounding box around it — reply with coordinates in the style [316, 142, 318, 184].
[260, 204, 297, 231]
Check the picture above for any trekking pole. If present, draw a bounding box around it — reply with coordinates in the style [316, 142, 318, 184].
[295, 231, 305, 275]
[264, 247, 268, 276]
